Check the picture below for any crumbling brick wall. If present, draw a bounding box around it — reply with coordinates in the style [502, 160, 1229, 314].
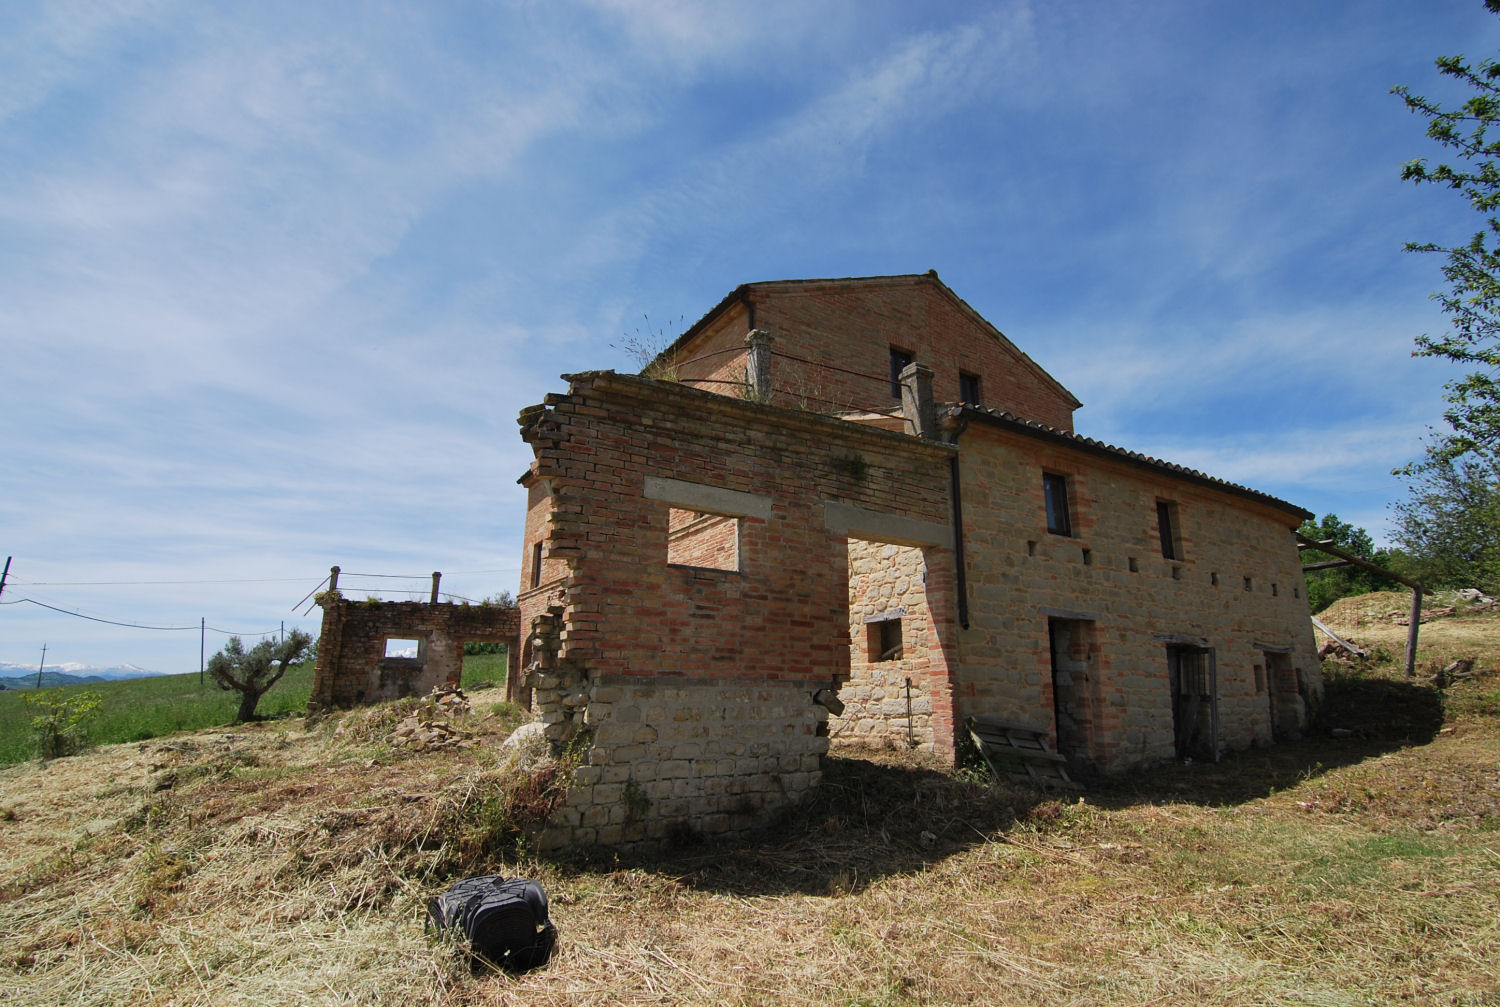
[517, 370, 958, 852]
[310, 596, 520, 708]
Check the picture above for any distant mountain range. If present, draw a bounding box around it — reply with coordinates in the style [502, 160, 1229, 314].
[0, 662, 165, 691]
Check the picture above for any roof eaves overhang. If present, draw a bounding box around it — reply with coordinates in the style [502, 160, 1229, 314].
[950, 404, 1312, 522]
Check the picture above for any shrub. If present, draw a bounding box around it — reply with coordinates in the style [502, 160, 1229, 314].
[23, 689, 103, 759]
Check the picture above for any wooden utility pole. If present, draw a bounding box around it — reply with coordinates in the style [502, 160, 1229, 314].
[201, 618, 206, 685]
[35, 643, 47, 689]
[0, 556, 11, 601]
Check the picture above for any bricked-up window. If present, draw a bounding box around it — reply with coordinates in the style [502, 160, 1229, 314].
[667, 508, 740, 571]
[959, 371, 982, 405]
[1043, 472, 1073, 537]
[529, 541, 542, 589]
[889, 347, 914, 398]
[1157, 500, 1182, 560]
[867, 617, 903, 661]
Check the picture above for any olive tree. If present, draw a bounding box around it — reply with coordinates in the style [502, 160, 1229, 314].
[208, 630, 312, 722]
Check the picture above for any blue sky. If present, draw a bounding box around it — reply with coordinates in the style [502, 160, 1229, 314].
[3, 0, 1497, 672]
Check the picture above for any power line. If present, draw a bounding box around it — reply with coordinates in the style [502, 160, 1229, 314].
[1, 597, 199, 631]
[12, 576, 322, 587]
[2, 597, 289, 638]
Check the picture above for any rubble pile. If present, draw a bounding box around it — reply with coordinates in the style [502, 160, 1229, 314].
[392, 684, 476, 751]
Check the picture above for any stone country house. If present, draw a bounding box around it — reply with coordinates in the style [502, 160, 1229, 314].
[515, 272, 1321, 852]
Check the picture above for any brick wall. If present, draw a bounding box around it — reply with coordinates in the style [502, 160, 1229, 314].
[952, 420, 1321, 772]
[671, 277, 1079, 430]
[518, 370, 958, 852]
[310, 597, 520, 708]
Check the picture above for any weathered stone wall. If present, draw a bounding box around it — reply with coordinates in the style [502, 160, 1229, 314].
[952, 419, 1321, 772]
[670, 276, 1079, 430]
[831, 539, 936, 748]
[518, 370, 959, 851]
[310, 597, 520, 709]
[538, 679, 827, 851]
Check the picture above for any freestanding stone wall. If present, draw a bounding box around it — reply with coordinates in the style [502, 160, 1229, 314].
[310, 595, 520, 709]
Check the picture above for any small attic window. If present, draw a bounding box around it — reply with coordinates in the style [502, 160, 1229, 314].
[959, 371, 981, 405]
[890, 347, 914, 398]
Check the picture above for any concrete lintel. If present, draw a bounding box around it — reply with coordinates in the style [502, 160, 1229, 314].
[1154, 632, 1211, 648]
[1253, 641, 1294, 654]
[643, 476, 774, 521]
[1038, 607, 1102, 622]
[823, 501, 953, 548]
[862, 607, 908, 624]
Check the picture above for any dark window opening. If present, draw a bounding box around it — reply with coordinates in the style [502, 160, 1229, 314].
[530, 541, 543, 589]
[959, 371, 982, 405]
[1157, 500, 1181, 560]
[889, 347, 914, 398]
[1043, 472, 1072, 537]
[868, 618, 903, 662]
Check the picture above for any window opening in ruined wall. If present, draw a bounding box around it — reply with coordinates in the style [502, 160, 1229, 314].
[667, 508, 741, 571]
[384, 637, 422, 659]
[530, 542, 543, 589]
[868, 617, 903, 661]
[1043, 472, 1073, 537]
[1156, 500, 1182, 560]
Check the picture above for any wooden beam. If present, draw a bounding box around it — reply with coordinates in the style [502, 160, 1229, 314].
[1293, 532, 1423, 591]
[1310, 615, 1369, 658]
[1301, 559, 1352, 572]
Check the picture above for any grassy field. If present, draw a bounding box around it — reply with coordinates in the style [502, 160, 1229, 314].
[0, 652, 510, 765]
[1, 604, 1495, 1006]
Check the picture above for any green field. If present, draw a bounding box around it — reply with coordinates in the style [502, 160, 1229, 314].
[0, 651, 509, 765]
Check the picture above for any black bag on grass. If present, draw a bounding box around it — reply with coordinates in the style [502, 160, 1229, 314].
[427, 875, 556, 972]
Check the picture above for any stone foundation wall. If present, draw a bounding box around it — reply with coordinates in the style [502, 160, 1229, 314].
[536, 677, 827, 852]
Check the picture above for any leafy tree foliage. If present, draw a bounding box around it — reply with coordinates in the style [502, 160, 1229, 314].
[1393, 0, 1500, 466]
[1390, 456, 1500, 593]
[208, 630, 312, 722]
[1297, 514, 1400, 613]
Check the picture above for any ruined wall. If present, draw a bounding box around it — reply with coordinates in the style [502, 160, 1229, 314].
[831, 539, 937, 748]
[953, 420, 1321, 772]
[671, 278, 1079, 430]
[311, 597, 521, 709]
[518, 370, 958, 852]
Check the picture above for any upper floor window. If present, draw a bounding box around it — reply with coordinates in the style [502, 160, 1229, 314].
[959, 371, 982, 405]
[1157, 500, 1182, 560]
[1043, 472, 1072, 537]
[890, 347, 914, 398]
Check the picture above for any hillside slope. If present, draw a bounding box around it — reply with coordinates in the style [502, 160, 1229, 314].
[3, 624, 1498, 1006]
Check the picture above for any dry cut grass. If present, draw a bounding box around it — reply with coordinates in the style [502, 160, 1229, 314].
[3, 653, 1499, 1006]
